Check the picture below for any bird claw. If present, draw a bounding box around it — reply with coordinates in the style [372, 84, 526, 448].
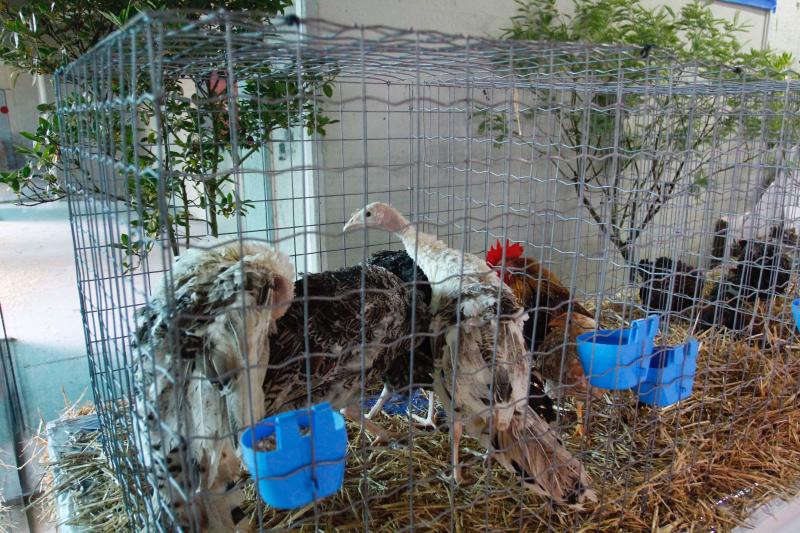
[462, 447, 487, 460]
[409, 412, 437, 430]
[408, 389, 438, 430]
[365, 385, 390, 420]
[438, 466, 464, 485]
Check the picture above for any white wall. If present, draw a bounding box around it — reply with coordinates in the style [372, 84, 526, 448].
[297, 0, 797, 301]
[644, 0, 769, 50]
[305, 0, 772, 51]
[769, 0, 800, 66]
[305, 0, 520, 36]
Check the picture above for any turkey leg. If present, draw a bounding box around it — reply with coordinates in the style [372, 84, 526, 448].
[410, 390, 437, 429]
[365, 384, 391, 420]
[574, 400, 585, 438]
[451, 420, 463, 484]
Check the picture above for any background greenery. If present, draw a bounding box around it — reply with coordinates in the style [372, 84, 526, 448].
[497, 0, 796, 263]
[0, 0, 335, 269]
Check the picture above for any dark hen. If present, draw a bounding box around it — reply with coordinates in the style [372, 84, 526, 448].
[636, 257, 705, 314]
[730, 227, 792, 302]
[699, 226, 793, 332]
[367, 249, 432, 305]
[265, 264, 428, 443]
[698, 281, 755, 332]
[365, 250, 437, 426]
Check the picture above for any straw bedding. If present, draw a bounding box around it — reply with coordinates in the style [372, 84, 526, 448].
[0, 496, 9, 533]
[34, 297, 800, 532]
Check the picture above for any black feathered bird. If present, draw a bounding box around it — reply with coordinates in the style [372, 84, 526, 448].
[265, 263, 430, 443]
[699, 226, 793, 332]
[636, 257, 705, 314]
[698, 281, 754, 332]
[364, 249, 437, 427]
[730, 227, 792, 302]
[368, 249, 432, 306]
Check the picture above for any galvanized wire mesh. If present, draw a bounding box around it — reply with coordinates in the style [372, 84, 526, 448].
[56, 10, 800, 532]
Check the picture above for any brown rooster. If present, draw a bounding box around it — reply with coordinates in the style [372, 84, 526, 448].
[487, 240, 600, 435]
[486, 240, 592, 349]
[535, 312, 600, 436]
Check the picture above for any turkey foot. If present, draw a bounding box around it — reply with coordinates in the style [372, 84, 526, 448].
[410, 390, 437, 429]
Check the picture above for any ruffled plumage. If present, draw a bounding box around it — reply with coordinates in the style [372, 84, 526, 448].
[131, 238, 294, 531]
[265, 264, 429, 415]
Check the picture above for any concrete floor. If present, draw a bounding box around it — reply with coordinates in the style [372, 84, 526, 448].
[0, 192, 91, 428]
[735, 497, 800, 533]
[1, 187, 90, 532]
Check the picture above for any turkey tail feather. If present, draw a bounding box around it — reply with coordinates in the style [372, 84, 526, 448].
[483, 408, 596, 506]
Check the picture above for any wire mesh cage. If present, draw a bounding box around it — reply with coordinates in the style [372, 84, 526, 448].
[55, 9, 800, 532]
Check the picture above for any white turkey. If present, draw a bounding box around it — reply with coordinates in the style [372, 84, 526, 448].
[131, 238, 294, 531]
[344, 202, 595, 506]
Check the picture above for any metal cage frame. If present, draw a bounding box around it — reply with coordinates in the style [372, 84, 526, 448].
[55, 10, 800, 531]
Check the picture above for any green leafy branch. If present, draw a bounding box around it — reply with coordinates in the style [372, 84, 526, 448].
[493, 0, 798, 263]
[0, 0, 338, 272]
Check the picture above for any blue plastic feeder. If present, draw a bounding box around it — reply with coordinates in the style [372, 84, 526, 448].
[576, 315, 660, 389]
[638, 339, 699, 407]
[240, 402, 347, 509]
[793, 299, 800, 333]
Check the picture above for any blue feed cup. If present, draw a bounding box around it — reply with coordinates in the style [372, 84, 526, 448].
[240, 402, 347, 509]
[576, 315, 660, 389]
[638, 339, 699, 407]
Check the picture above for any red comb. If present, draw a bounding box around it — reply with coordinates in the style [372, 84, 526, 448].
[486, 239, 524, 267]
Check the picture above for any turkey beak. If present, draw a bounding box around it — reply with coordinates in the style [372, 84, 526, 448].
[343, 211, 364, 233]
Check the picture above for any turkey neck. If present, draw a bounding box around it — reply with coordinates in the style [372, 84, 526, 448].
[395, 224, 497, 311]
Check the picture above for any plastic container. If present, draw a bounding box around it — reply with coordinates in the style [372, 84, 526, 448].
[638, 339, 699, 407]
[576, 315, 660, 389]
[793, 298, 800, 333]
[240, 402, 347, 509]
